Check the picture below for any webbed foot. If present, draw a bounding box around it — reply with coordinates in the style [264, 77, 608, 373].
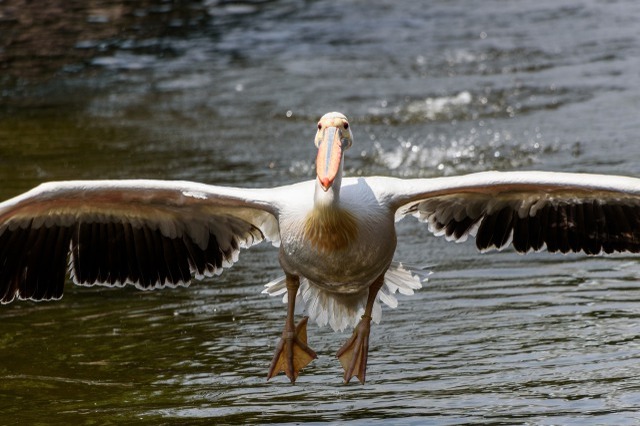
[336, 314, 372, 384]
[267, 316, 317, 384]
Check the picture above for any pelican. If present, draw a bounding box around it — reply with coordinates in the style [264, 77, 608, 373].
[2, 112, 640, 384]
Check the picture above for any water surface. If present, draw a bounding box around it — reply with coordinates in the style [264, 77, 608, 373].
[2, 0, 640, 424]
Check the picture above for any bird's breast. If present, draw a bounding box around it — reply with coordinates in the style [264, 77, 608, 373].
[279, 200, 396, 294]
[302, 206, 359, 253]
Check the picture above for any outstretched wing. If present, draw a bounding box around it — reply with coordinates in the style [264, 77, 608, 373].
[0, 180, 280, 303]
[381, 171, 640, 254]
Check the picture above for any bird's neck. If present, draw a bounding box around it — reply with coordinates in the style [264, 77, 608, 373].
[306, 165, 358, 252]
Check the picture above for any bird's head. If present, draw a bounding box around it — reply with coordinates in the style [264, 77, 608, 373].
[315, 112, 353, 192]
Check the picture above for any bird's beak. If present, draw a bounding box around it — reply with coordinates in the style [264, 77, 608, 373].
[316, 126, 344, 192]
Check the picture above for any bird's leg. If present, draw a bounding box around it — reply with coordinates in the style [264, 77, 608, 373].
[336, 272, 385, 385]
[267, 274, 317, 384]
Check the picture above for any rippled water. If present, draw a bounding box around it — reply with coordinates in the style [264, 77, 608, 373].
[2, 0, 640, 424]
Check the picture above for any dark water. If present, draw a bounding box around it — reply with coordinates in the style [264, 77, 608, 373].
[2, 0, 640, 424]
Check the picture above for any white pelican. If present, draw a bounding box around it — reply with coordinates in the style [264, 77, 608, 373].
[2, 112, 640, 384]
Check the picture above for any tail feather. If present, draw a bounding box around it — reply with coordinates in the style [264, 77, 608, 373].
[262, 262, 431, 332]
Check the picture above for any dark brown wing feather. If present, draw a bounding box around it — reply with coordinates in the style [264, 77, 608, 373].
[0, 213, 265, 303]
[404, 191, 640, 254]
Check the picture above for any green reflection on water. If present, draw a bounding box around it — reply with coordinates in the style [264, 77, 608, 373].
[0, 103, 150, 196]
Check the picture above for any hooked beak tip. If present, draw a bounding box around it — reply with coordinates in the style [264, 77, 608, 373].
[319, 177, 332, 191]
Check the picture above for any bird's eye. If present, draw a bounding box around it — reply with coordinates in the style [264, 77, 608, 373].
[343, 122, 349, 129]
[317, 123, 322, 130]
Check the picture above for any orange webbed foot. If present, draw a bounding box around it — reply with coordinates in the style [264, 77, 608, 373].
[336, 314, 372, 384]
[267, 316, 318, 384]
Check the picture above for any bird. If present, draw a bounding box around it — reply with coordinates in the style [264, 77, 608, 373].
[2, 111, 640, 385]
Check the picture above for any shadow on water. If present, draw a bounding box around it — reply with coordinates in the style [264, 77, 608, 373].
[2, 0, 640, 424]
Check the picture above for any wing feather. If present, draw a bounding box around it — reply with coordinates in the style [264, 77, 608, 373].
[0, 180, 279, 303]
[386, 171, 640, 255]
